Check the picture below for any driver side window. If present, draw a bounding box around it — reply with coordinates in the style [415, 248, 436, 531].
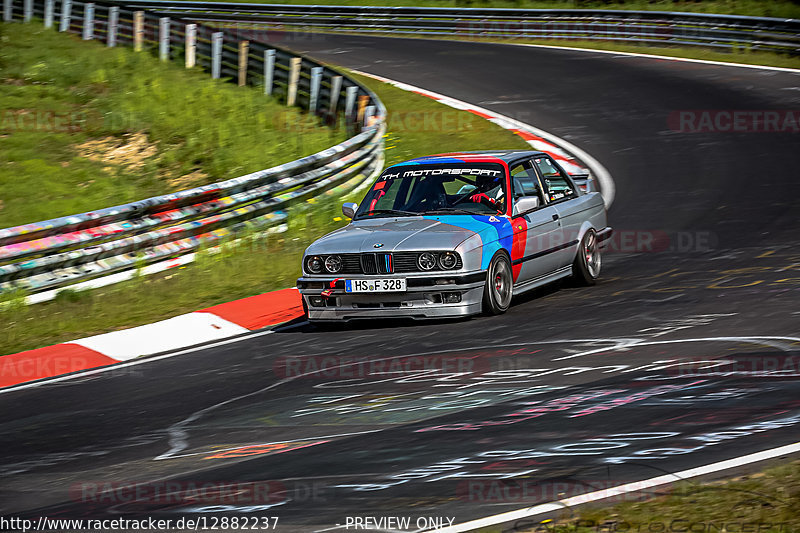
[510, 162, 543, 200]
[510, 161, 544, 216]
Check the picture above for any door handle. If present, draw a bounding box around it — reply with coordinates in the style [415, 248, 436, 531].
[552, 213, 559, 221]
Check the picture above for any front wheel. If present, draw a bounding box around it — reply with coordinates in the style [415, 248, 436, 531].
[572, 229, 602, 286]
[482, 253, 513, 315]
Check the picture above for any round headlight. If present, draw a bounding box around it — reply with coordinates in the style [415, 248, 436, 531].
[306, 255, 324, 274]
[418, 252, 437, 271]
[439, 252, 458, 270]
[325, 255, 343, 273]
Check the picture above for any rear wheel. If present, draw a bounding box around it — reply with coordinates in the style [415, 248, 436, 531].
[572, 229, 601, 286]
[482, 253, 513, 315]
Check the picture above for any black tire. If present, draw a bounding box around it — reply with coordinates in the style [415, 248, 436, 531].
[572, 229, 602, 286]
[482, 253, 514, 315]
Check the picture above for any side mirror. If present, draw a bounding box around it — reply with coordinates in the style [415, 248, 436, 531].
[342, 202, 358, 219]
[513, 196, 540, 216]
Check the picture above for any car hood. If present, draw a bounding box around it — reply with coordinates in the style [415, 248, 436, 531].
[306, 215, 504, 254]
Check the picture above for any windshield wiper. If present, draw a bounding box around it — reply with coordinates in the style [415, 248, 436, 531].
[357, 209, 420, 219]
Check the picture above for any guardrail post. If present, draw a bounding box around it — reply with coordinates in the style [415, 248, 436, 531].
[344, 85, 357, 120]
[23, 0, 32, 22]
[286, 57, 301, 106]
[263, 49, 275, 96]
[44, 0, 53, 27]
[363, 105, 375, 127]
[238, 40, 249, 87]
[3, 0, 11, 22]
[309, 66, 322, 114]
[329, 75, 342, 115]
[58, 0, 70, 31]
[211, 32, 223, 79]
[185, 23, 196, 68]
[82, 3, 93, 40]
[357, 94, 368, 124]
[133, 11, 143, 51]
[159, 17, 170, 61]
[107, 6, 118, 47]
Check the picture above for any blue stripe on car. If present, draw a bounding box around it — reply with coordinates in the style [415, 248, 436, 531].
[423, 215, 513, 270]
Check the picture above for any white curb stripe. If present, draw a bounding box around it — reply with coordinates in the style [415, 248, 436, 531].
[73, 312, 248, 361]
[514, 43, 800, 74]
[527, 139, 561, 153]
[0, 327, 283, 395]
[428, 441, 800, 533]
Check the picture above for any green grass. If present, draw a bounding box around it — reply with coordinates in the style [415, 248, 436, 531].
[0, 63, 529, 355]
[477, 459, 800, 533]
[0, 22, 344, 228]
[218, 0, 800, 19]
[350, 71, 530, 166]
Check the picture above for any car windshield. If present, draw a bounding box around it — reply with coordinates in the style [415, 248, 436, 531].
[355, 163, 508, 219]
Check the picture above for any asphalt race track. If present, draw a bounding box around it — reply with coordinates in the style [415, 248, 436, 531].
[1, 35, 799, 531]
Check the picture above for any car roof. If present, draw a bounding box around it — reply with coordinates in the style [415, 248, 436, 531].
[389, 150, 547, 167]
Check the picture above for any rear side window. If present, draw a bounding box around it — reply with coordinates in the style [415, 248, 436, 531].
[533, 157, 575, 202]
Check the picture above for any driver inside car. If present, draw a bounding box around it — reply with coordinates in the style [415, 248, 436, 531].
[468, 174, 506, 212]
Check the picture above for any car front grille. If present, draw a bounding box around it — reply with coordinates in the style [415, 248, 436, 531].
[341, 254, 362, 273]
[392, 253, 420, 273]
[335, 252, 462, 274]
[360, 253, 377, 274]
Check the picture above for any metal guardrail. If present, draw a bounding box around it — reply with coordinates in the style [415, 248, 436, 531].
[0, 0, 385, 297]
[99, 2, 800, 55]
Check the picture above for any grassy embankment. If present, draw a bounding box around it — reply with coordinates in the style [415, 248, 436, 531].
[0, 24, 530, 354]
[0, 23, 343, 229]
[481, 459, 800, 533]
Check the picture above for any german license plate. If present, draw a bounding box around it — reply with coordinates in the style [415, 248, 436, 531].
[345, 279, 407, 293]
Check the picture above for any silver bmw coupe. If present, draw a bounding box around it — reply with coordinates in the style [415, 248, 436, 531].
[297, 150, 612, 321]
